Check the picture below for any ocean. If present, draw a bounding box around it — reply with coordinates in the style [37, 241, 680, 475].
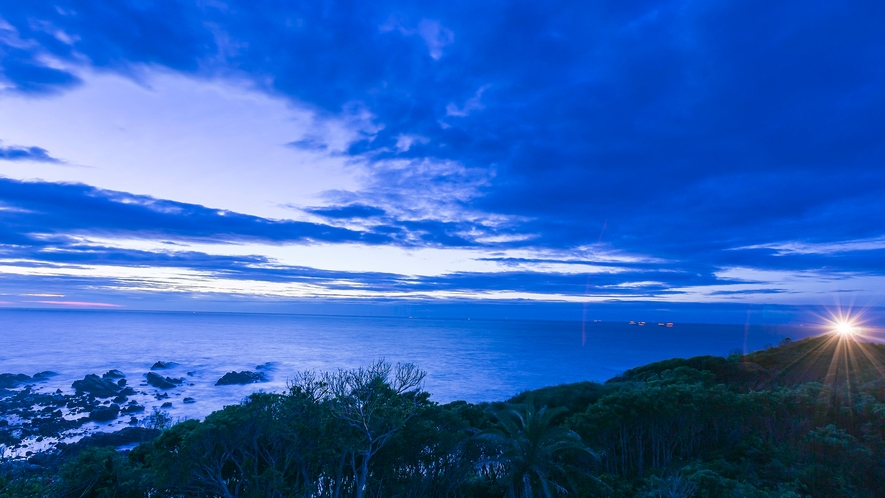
[2, 309, 818, 419]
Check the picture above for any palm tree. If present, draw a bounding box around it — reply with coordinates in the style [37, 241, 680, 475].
[480, 404, 596, 498]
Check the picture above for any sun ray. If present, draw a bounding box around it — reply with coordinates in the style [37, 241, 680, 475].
[794, 308, 885, 410]
[850, 340, 885, 380]
[823, 335, 845, 385]
[776, 333, 840, 382]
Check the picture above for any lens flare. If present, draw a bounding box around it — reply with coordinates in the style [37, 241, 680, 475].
[834, 321, 860, 337]
[765, 307, 884, 394]
[821, 305, 868, 341]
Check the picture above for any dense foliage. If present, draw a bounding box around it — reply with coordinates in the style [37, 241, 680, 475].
[3, 335, 885, 497]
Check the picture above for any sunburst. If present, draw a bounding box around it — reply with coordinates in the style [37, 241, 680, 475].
[833, 320, 859, 337]
[815, 309, 884, 389]
[753, 307, 884, 392]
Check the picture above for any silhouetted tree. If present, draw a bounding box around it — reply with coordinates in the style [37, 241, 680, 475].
[481, 405, 594, 498]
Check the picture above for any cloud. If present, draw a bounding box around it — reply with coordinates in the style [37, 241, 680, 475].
[394, 134, 429, 152]
[307, 204, 387, 219]
[0, 177, 387, 246]
[379, 17, 454, 60]
[416, 19, 454, 60]
[0, 245, 725, 302]
[707, 289, 788, 296]
[0, 37, 83, 94]
[446, 84, 490, 117]
[1, 1, 883, 305]
[26, 300, 121, 307]
[736, 238, 885, 256]
[286, 138, 329, 152]
[0, 141, 62, 163]
[0, 177, 524, 254]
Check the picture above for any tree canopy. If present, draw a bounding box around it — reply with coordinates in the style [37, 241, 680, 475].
[4, 335, 885, 497]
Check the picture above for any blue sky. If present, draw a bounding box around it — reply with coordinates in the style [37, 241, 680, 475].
[0, 1, 883, 320]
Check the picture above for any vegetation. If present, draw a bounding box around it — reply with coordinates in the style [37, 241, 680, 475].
[3, 335, 885, 497]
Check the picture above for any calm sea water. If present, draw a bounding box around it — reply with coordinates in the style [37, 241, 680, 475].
[1, 309, 818, 422]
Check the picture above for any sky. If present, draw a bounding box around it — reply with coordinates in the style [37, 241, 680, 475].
[0, 1, 883, 322]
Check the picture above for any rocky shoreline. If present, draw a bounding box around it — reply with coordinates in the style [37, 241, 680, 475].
[0, 362, 274, 460]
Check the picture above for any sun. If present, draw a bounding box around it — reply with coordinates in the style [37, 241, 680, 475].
[822, 306, 867, 340]
[834, 320, 860, 338]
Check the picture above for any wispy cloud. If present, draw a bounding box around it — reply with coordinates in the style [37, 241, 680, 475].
[26, 300, 121, 307]
[737, 238, 885, 256]
[0, 141, 62, 163]
[380, 17, 454, 60]
[446, 85, 491, 118]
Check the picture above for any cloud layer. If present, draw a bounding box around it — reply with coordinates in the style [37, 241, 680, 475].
[1, 1, 883, 311]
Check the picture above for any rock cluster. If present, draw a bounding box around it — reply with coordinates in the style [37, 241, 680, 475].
[150, 361, 178, 370]
[89, 404, 121, 422]
[0, 373, 35, 388]
[72, 374, 134, 398]
[103, 369, 125, 379]
[1, 370, 149, 453]
[3, 359, 275, 458]
[215, 371, 268, 385]
[1, 386, 89, 448]
[145, 372, 183, 389]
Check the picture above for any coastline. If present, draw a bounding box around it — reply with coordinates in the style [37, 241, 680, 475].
[4, 333, 885, 497]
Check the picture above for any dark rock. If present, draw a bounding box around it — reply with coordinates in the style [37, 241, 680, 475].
[117, 379, 127, 387]
[0, 420, 8, 427]
[72, 374, 122, 398]
[186, 371, 196, 376]
[112, 395, 128, 403]
[67, 396, 99, 411]
[160, 402, 172, 408]
[102, 369, 125, 379]
[23, 411, 86, 440]
[129, 417, 138, 425]
[256, 362, 277, 371]
[183, 397, 196, 404]
[155, 393, 169, 400]
[32, 371, 58, 381]
[215, 371, 268, 386]
[119, 387, 135, 396]
[0, 373, 32, 388]
[145, 372, 178, 389]
[122, 404, 145, 414]
[89, 404, 121, 422]
[150, 361, 178, 370]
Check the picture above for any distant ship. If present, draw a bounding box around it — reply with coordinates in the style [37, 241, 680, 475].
[629, 320, 636, 325]
[638, 321, 646, 326]
[666, 322, 674, 327]
[657, 322, 665, 326]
